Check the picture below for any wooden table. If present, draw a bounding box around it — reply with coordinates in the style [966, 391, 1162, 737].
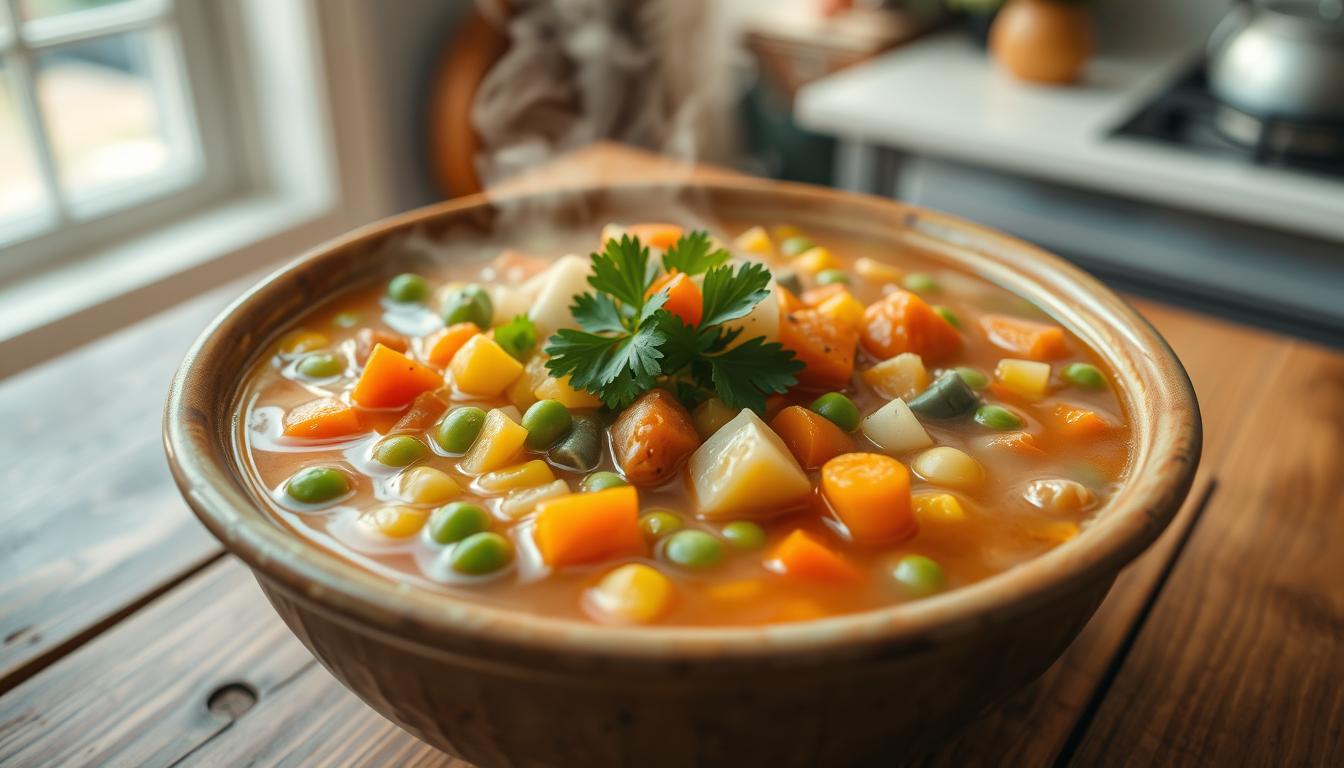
[2, 145, 1341, 767]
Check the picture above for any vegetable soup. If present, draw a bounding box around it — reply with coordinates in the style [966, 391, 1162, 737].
[236, 223, 1131, 626]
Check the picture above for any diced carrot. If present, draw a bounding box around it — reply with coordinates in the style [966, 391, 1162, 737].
[645, 271, 703, 326]
[351, 344, 443, 409]
[627, 222, 684, 250]
[764, 394, 790, 421]
[778, 307, 859, 389]
[283, 398, 362, 439]
[610, 390, 700, 486]
[533, 486, 645, 568]
[980, 314, 1070, 361]
[801, 284, 848, 307]
[389, 391, 448, 434]
[986, 431, 1047, 457]
[1050, 404, 1113, 440]
[355, 328, 409, 365]
[768, 529, 861, 584]
[770, 406, 855, 469]
[425, 323, 480, 367]
[820, 453, 916, 544]
[860, 290, 961, 363]
[777, 285, 803, 313]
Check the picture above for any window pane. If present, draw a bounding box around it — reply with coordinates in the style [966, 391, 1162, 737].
[0, 66, 48, 223]
[19, 0, 134, 22]
[36, 31, 173, 199]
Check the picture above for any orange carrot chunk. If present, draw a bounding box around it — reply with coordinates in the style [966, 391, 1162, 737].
[627, 222, 684, 250]
[425, 322, 480, 367]
[610, 390, 701, 486]
[800, 284, 848, 307]
[979, 314, 1070, 361]
[769, 529, 861, 584]
[860, 289, 961, 363]
[354, 328, 409, 365]
[770, 406, 855, 470]
[351, 344, 443, 409]
[778, 307, 859, 389]
[986, 431, 1047, 457]
[283, 398, 363, 439]
[533, 486, 645, 568]
[645, 271, 703, 327]
[389, 390, 448, 434]
[1050, 404, 1113, 440]
[821, 453, 917, 544]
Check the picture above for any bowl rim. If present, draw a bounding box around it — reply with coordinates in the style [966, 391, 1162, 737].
[164, 177, 1201, 664]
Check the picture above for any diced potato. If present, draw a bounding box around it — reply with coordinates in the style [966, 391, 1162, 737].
[862, 352, 929, 400]
[488, 284, 532, 326]
[733, 226, 775, 258]
[995, 358, 1051, 399]
[458, 409, 527, 475]
[361, 505, 428, 539]
[476, 460, 556, 494]
[585, 563, 676, 624]
[721, 279, 780, 346]
[534, 374, 603, 409]
[398, 467, 460, 506]
[692, 397, 736, 440]
[792, 246, 839, 273]
[1024, 477, 1096, 514]
[507, 354, 549, 411]
[861, 398, 933, 455]
[816, 290, 865, 331]
[497, 479, 571, 520]
[450, 335, 524, 397]
[854, 257, 903, 286]
[528, 255, 592, 337]
[687, 409, 811, 520]
[912, 446, 984, 491]
[912, 492, 967, 524]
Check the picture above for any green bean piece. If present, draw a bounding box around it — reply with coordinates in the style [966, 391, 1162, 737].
[974, 404, 1023, 430]
[933, 305, 961, 329]
[450, 532, 513, 574]
[954, 366, 989, 390]
[296, 353, 343, 379]
[639, 510, 684, 540]
[892, 554, 945, 598]
[664, 530, 723, 568]
[903, 272, 939, 293]
[435, 407, 487, 454]
[387, 273, 429, 303]
[522, 399, 572, 451]
[285, 466, 350, 505]
[809, 392, 861, 432]
[721, 521, 766, 550]
[1062, 362, 1107, 390]
[779, 235, 815, 258]
[907, 371, 979, 419]
[548, 414, 603, 471]
[428, 502, 490, 545]
[373, 435, 427, 467]
[815, 269, 850, 287]
[442, 284, 493, 329]
[580, 471, 628, 493]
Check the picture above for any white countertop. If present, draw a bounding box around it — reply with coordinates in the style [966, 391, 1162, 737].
[795, 33, 1344, 244]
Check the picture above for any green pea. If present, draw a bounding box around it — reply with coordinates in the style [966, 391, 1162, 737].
[581, 471, 628, 492]
[522, 399, 572, 451]
[442, 285, 493, 329]
[429, 502, 490, 544]
[933, 305, 961, 329]
[435, 407, 486, 454]
[974, 404, 1023, 430]
[333, 312, 360, 328]
[373, 435, 427, 467]
[1062, 362, 1107, 390]
[664, 530, 723, 568]
[903, 272, 939, 293]
[815, 269, 850, 287]
[296, 353, 343, 379]
[450, 532, 513, 574]
[285, 466, 350, 504]
[721, 521, 765, 550]
[780, 235, 815, 257]
[810, 392, 860, 432]
[892, 554, 945, 597]
[494, 316, 538, 361]
[639, 510, 684, 540]
[387, 273, 429, 303]
[954, 366, 989, 390]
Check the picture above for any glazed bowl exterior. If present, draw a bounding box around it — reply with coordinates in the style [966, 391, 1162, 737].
[164, 180, 1200, 767]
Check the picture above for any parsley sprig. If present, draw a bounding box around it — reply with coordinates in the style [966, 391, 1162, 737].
[544, 232, 802, 412]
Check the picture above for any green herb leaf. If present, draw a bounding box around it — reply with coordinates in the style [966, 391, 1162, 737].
[589, 235, 654, 314]
[700, 262, 773, 328]
[493, 314, 538, 361]
[704, 336, 803, 413]
[570, 293, 626, 335]
[662, 231, 730, 276]
[544, 320, 666, 410]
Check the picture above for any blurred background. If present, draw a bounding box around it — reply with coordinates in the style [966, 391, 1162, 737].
[0, 0, 1340, 378]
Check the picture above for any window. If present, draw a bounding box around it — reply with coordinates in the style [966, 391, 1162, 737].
[0, 0, 225, 274]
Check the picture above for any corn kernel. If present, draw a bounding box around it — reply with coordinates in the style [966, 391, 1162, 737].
[363, 505, 428, 538]
[734, 226, 775, 257]
[450, 335, 524, 396]
[585, 563, 676, 624]
[398, 466, 460, 505]
[995, 358, 1051, 399]
[854, 257, 904, 286]
[912, 446, 985, 491]
[862, 352, 929, 400]
[458, 409, 528, 475]
[533, 374, 603, 409]
[278, 330, 329, 356]
[792, 246, 839, 273]
[912, 492, 967, 524]
[816, 290, 865, 331]
[707, 579, 767, 602]
[476, 460, 556, 494]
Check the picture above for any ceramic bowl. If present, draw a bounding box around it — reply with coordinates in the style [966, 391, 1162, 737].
[164, 180, 1200, 767]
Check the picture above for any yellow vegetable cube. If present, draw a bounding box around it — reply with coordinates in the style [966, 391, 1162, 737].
[792, 246, 839, 274]
[398, 466, 460, 506]
[362, 505, 428, 538]
[687, 409, 812, 520]
[995, 358, 1052, 399]
[450, 335, 524, 397]
[458, 409, 528, 475]
[507, 355, 549, 411]
[476, 460, 556, 494]
[854, 257, 904, 286]
[533, 374, 603, 409]
[585, 563, 676, 624]
[498, 479, 571, 520]
[912, 447, 985, 491]
[817, 290, 865, 331]
[862, 352, 929, 400]
[277, 330, 329, 356]
[691, 397, 736, 440]
[733, 226, 775, 257]
[912, 492, 967, 525]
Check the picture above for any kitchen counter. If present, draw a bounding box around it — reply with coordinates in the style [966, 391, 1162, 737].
[1, 144, 1342, 766]
[795, 32, 1344, 244]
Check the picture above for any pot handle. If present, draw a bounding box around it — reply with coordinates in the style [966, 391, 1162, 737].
[1207, 0, 1251, 58]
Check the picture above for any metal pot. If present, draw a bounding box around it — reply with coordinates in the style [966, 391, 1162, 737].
[1207, 0, 1344, 121]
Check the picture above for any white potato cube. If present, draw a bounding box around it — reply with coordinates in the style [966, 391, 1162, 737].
[862, 398, 933, 455]
[527, 255, 592, 338]
[688, 409, 811, 520]
[722, 278, 780, 346]
[489, 284, 533, 326]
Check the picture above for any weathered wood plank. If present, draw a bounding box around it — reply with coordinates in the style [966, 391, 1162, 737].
[1071, 341, 1344, 767]
[0, 290, 235, 692]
